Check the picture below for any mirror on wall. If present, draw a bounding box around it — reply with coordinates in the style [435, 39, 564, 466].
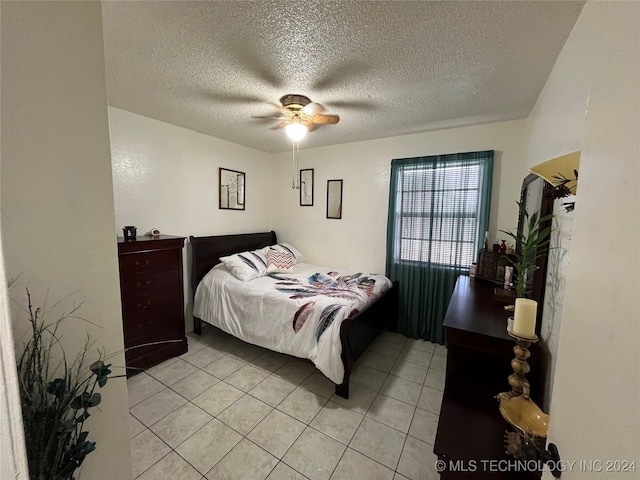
[300, 169, 314, 206]
[517, 173, 554, 325]
[326, 179, 343, 219]
[219, 168, 245, 210]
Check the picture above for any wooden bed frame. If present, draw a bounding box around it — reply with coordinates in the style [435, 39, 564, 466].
[189, 230, 399, 399]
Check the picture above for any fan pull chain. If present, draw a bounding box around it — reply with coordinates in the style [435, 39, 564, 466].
[291, 141, 300, 189]
[295, 141, 300, 190]
[291, 142, 296, 189]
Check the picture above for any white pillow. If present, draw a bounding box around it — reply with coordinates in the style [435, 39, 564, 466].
[219, 249, 268, 282]
[266, 248, 295, 274]
[264, 243, 305, 264]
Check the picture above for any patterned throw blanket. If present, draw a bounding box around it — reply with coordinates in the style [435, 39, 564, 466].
[272, 271, 381, 341]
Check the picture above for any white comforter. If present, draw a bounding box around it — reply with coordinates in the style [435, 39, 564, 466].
[193, 262, 392, 384]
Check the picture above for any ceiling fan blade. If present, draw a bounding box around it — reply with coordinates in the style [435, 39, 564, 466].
[302, 102, 325, 116]
[270, 122, 288, 130]
[301, 121, 317, 133]
[311, 114, 340, 125]
[269, 102, 293, 116]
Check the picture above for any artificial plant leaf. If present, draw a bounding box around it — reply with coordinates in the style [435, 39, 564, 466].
[499, 229, 518, 242]
[89, 393, 101, 407]
[71, 392, 88, 410]
[529, 210, 539, 229]
[76, 411, 90, 423]
[71, 391, 99, 409]
[90, 361, 112, 380]
[518, 201, 529, 219]
[83, 441, 96, 455]
[89, 360, 104, 374]
[537, 226, 552, 242]
[58, 419, 76, 432]
[47, 378, 67, 398]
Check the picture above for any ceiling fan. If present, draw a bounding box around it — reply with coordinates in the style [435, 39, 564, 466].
[253, 94, 340, 139]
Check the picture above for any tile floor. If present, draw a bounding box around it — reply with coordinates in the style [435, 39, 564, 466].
[127, 326, 446, 480]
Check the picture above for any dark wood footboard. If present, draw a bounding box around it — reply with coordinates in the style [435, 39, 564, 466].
[189, 231, 399, 399]
[335, 280, 399, 398]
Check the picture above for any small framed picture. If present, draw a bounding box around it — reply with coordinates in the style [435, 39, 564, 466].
[219, 168, 246, 210]
[300, 169, 314, 206]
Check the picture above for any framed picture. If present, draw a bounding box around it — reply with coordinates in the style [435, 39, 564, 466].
[300, 169, 314, 206]
[219, 167, 246, 210]
[326, 179, 343, 219]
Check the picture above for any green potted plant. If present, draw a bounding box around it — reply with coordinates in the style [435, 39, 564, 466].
[501, 202, 553, 298]
[15, 288, 118, 480]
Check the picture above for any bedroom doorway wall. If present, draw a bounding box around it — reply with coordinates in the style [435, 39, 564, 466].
[1, 2, 132, 478]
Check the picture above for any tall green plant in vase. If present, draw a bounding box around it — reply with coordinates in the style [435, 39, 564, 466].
[501, 202, 553, 298]
[16, 288, 117, 480]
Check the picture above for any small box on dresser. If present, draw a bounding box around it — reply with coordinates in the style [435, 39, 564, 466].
[477, 250, 510, 286]
[117, 235, 187, 376]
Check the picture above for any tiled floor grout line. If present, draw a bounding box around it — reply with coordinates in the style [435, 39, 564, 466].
[131, 359, 229, 477]
[130, 385, 220, 478]
[395, 427, 411, 473]
[204, 431, 280, 479]
[132, 363, 321, 478]
[130, 332, 446, 480]
[134, 422, 221, 480]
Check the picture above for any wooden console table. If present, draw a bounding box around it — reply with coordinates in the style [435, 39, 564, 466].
[434, 276, 544, 479]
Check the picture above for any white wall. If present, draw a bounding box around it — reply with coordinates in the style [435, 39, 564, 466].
[524, 2, 639, 477]
[271, 120, 527, 273]
[1, 2, 132, 479]
[109, 107, 272, 330]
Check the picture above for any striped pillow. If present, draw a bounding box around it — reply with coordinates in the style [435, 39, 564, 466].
[220, 249, 268, 282]
[266, 248, 295, 274]
[263, 243, 305, 265]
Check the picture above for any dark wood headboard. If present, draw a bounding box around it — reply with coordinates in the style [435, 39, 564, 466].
[189, 230, 277, 291]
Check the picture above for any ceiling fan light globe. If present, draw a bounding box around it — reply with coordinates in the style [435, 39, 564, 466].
[285, 122, 307, 141]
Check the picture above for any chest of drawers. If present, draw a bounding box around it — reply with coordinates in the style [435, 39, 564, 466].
[435, 276, 544, 479]
[117, 235, 187, 375]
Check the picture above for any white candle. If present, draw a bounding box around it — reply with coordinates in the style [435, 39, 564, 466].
[513, 298, 537, 337]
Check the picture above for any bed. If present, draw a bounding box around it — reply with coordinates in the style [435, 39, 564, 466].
[190, 231, 399, 398]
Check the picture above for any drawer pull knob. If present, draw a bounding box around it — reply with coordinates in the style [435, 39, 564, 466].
[134, 260, 150, 268]
[137, 300, 152, 309]
[135, 280, 152, 288]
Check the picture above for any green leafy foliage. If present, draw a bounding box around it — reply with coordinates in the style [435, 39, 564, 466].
[500, 202, 553, 298]
[15, 288, 116, 480]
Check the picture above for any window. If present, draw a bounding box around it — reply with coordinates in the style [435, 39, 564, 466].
[389, 151, 493, 269]
[385, 150, 493, 343]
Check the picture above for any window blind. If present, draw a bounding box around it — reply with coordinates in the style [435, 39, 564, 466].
[394, 161, 483, 267]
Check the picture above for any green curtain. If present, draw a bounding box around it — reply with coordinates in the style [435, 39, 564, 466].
[385, 150, 493, 344]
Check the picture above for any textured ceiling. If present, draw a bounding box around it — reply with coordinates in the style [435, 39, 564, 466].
[102, 1, 584, 154]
